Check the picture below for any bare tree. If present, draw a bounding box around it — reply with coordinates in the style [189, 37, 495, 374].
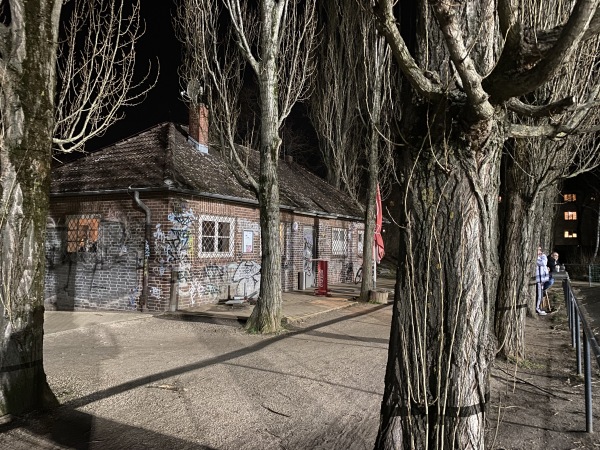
[357, 18, 395, 302]
[358, 0, 600, 447]
[53, 0, 156, 153]
[0, 0, 152, 416]
[175, 0, 318, 333]
[495, 1, 600, 360]
[310, 2, 395, 298]
[309, 1, 363, 200]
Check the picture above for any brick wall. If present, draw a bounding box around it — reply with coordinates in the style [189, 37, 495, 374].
[46, 192, 364, 311]
[45, 195, 145, 310]
[149, 195, 263, 310]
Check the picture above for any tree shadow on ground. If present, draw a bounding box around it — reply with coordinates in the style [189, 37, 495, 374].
[2, 303, 390, 449]
[0, 407, 216, 450]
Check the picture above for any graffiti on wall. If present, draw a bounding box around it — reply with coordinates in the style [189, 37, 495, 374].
[150, 206, 263, 306]
[44, 212, 142, 311]
[178, 260, 261, 305]
[303, 228, 314, 277]
[232, 260, 261, 298]
[153, 206, 196, 276]
[129, 287, 139, 307]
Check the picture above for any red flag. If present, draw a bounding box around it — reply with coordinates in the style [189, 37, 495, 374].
[374, 184, 385, 262]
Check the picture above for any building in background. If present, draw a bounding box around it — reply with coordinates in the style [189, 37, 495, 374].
[553, 174, 600, 264]
[46, 119, 364, 312]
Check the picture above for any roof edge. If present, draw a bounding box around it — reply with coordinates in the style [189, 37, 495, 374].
[50, 187, 363, 221]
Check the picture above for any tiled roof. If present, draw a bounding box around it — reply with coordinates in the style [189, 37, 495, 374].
[51, 122, 364, 218]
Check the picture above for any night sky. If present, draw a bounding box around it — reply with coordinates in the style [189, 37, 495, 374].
[83, 1, 321, 174]
[86, 1, 187, 151]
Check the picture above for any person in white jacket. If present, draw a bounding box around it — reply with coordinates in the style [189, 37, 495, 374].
[534, 246, 550, 315]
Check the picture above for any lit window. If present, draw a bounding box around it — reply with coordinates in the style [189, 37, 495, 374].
[564, 231, 578, 238]
[564, 211, 577, 220]
[67, 215, 100, 253]
[332, 228, 348, 256]
[198, 215, 234, 257]
[357, 230, 364, 255]
[564, 194, 576, 202]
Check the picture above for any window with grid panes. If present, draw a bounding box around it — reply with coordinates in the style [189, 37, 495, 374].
[564, 211, 577, 220]
[198, 215, 234, 257]
[67, 215, 100, 252]
[332, 228, 347, 255]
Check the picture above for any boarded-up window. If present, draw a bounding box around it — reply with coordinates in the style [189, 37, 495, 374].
[67, 215, 100, 252]
[199, 215, 234, 257]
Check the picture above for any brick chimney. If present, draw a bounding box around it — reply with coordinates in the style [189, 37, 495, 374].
[188, 103, 209, 153]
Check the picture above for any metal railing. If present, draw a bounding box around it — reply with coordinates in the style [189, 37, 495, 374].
[563, 276, 600, 432]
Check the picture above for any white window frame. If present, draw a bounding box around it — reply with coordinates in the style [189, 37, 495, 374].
[332, 227, 348, 256]
[198, 215, 235, 258]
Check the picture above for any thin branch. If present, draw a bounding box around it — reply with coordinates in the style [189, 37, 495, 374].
[52, 0, 157, 153]
[486, 0, 600, 101]
[371, 0, 443, 102]
[223, 0, 260, 75]
[506, 96, 575, 118]
[431, 2, 494, 120]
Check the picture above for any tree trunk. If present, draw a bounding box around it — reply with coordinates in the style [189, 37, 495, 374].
[360, 172, 377, 302]
[359, 33, 388, 302]
[495, 190, 535, 360]
[359, 86, 382, 301]
[245, 4, 282, 333]
[594, 205, 600, 259]
[376, 135, 500, 448]
[495, 144, 560, 360]
[0, 0, 61, 416]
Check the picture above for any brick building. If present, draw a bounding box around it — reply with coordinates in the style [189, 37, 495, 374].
[46, 119, 365, 311]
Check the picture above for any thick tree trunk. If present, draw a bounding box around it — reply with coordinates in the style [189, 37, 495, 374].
[245, 8, 282, 333]
[495, 193, 535, 360]
[495, 145, 560, 360]
[246, 136, 282, 332]
[359, 34, 387, 301]
[376, 133, 500, 448]
[0, 0, 61, 416]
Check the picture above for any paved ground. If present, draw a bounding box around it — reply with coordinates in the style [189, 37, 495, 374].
[2, 276, 600, 449]
[567, 280, 600, 344]
[43, 279, 395, 335]
[3, 292, 393, 450]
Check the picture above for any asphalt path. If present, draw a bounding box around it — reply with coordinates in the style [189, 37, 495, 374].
[1, 303, 392, 449]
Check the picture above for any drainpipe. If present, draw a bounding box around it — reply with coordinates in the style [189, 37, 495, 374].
[132, 189, 151, 311]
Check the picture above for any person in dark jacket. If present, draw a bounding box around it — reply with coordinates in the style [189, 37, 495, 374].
[544, 251, 559, 291]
